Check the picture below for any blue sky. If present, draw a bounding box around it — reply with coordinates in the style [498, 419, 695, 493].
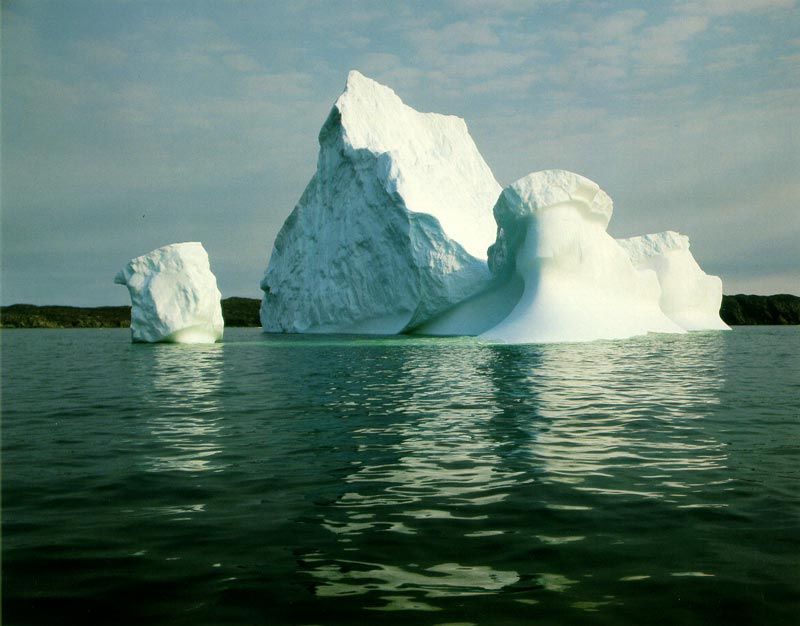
[2, 0, 798, 305]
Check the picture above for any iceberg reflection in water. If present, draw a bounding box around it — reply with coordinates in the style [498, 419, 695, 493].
[137, 343, 226, 474]
[5, 327, 796, 626]
[302, 331, 731, 610]
[519, 334, 728, 494]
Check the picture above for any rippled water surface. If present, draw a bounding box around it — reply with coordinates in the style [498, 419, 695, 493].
[3, 327, 799, 625]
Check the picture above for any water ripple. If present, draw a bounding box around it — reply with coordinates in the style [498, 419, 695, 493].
[3, 328, 799, 625]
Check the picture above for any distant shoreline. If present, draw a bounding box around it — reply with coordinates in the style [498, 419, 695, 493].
[0, 297, 261, 329]
[1, 294, 798, 328]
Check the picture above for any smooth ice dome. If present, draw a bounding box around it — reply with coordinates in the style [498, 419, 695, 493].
[487, 169, 613, 279]
[260, 70, 501, 334]
[115, 242, 224, 343]
[617, 232, 729, 331]
[479, 170, 685, 343]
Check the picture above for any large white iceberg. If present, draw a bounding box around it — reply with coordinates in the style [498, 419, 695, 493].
[260, 70, 501, 333]
[115, 242, 224, 343]
[259, 71, 727, 344]
[477, 170, 685, 343]
[617, 231, 729, 330]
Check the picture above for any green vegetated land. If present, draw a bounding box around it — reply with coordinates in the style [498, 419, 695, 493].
[0, 297, 261, 329]
[1, 294, 798, 329]
[719, 294, 800, 325]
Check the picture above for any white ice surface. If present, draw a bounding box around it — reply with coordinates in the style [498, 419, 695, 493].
[479, 170, 685, 344]
[260, 70, 500, 334]
[115, 242, 224, 343]
[617, 232, 729, 331]
[414, 276, 523, 336]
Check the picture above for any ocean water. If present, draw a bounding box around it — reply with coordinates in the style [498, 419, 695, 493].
[2, 327, 799, 626]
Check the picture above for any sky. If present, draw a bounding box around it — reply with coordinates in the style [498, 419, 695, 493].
[2, 0, 798, 306]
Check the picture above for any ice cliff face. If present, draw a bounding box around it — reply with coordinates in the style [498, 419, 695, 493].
[480, 170, 685, 343]
[260, 70, 501, 333]
[617, 232, 729, 331]
[115, 242, 224, 343]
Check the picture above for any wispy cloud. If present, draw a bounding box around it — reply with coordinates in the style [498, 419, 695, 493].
[680, 0, 796, 16]
[2, 0, 798, 302]
[705, 43, 763, 72]
[408, 18, 502, 52]
[636, 15, 710, 70]
[223, 53, 261, 73]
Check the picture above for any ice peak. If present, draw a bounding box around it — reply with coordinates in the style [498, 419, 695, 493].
[326, 70, 499, 260]
[261, 71, 501, 334]
[344, 69, 394, 96]
[346, 68, 368, 84]
[334, 71, 405, 127]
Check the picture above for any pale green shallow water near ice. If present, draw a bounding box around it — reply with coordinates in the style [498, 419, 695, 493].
[2, 327, 799, 625]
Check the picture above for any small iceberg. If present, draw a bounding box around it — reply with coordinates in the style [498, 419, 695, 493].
[115, 242, 224, 343]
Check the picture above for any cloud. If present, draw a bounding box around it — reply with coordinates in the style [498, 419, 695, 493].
[680, 0, 796, 16]
[446, 0, 564, 13]
[245, 72, 315, 99]
[635, 15, 710, 70]
[445, 49, 528, 78]
[775, 52, 800, 78]
[465, 72, 538, 96]
[356, 52, 405, 74]
[223, 53, 261, 73]
[424, 19, 501, 49]
[0, 1, 335, 277]
[3, 0, 799, 303]
[538, 7, 709, 89]
[705, 43, 763, 72]
[71, 39, 128, 66]
[591, 8, 648, 40]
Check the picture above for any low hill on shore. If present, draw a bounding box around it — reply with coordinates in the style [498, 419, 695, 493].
[0, 304, 133, 328]
[719, 294, 800, 325]
[0, 297, 261, 329]
[1, 294, 798, 329]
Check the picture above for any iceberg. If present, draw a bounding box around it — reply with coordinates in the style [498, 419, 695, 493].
[259, 71, 727, 344]
[115, 242, 224, 343]
[477, 170, 685, 343]
[260, 70, 501, 333]
[617, 232, 729, 330]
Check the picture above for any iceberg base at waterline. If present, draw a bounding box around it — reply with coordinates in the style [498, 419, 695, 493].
[114, 242, 224, 344]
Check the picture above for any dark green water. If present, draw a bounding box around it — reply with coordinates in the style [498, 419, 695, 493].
[2, 327, 799, 625]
